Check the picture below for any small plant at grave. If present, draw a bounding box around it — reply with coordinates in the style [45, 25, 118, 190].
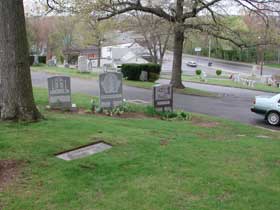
[97, 102, 138, 116]
[90, 99, 97, 113]
[216, 69, 222, 76]
[145, 106, 191, 121]
[196, 69, 202, 76]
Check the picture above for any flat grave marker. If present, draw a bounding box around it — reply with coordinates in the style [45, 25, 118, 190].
[56, 141, 112, 161]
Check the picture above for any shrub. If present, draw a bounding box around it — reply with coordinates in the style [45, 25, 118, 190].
[29, 56, 34, 66]
[121, 63, 161, 82]
[196, 69, 202, 76]
[38, 56, 46, 64]
[145, 106, 191, 121]
[149, 72, 160, 82]
[216, 69, 222, 76]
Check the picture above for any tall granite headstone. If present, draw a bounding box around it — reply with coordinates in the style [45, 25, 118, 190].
[99, 72, 123, 109]
[78, 56, 88, 73]
[48, 76, 72, 109]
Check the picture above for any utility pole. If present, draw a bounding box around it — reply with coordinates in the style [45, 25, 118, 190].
[208, 37, 212, 66]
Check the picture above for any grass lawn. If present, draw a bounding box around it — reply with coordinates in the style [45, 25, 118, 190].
[31, 65, 217, 97]
[162, 75, 280, 93]
[0, 88, 280, 210]
[266, 64, 280, 69]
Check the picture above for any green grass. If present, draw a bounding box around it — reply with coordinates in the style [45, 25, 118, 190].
[266, 64, 280, 69]
[162, 75, 280, 93]
[0, 88, 280, 210]
[32, 65, 217, 97]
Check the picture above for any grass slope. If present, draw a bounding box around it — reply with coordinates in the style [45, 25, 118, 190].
[0, 89, 279, 210]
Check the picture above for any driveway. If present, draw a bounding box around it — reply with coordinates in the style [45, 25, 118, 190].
[32, 71, 279, 131]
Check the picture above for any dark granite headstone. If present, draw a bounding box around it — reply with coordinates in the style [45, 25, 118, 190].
[48, 76, 71, 109]
[153, 84, 173, 111]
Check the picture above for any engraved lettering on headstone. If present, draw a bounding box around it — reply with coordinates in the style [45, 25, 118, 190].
[48, 76, 71, 109]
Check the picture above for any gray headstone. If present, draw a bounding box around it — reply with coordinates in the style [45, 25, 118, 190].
[87, 60, 93, 71]
[153, 84, 173, 110]
[34, 55, 39, 65]
[99, 72, 123, 109]
[140, 71, 148, 81]
[48, 76, 72, 109]
[78, 56, 88, 73]
[47, 59, 56, 67]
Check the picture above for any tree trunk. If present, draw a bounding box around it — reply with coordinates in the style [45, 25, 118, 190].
[170, 24, 185, 89]
[0, 0, 41, 121]
[97, 39, 101, 68]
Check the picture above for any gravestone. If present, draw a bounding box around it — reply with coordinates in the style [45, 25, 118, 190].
[140, 71, 148, 81]
[251, 65, 257, 77]
[78, 56, 88, 73]
[200, 71, 207, 82]
[153, 84, 173, 111]
[48, 76, 72, 109]
[34, 55, 39, 65]
[47, 59, 56, 67]
[99, 72, 123, 109]
[232, 73, 240, 83]
[87, 60, 93, 71]
[64, 60, 69, 68]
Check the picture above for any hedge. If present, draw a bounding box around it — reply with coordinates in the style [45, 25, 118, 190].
[121, 63, 161, 82]
[29, 56, 47, 65]
[29, 56, 34, 66]
[38, 56, 46, 64]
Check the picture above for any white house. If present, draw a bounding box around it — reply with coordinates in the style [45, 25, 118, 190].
[121, 51, 149, 64]
[101, 42, 149, 67]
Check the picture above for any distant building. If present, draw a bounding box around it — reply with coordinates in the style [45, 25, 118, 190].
[101, 42, 150, 67]
[63, 45, 100, 64]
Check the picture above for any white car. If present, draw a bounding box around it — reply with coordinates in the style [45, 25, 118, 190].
[186, 61, 197, 67]
[251, 94, 280, 126]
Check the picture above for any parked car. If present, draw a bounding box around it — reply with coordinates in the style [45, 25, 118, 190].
[186, 61, 197, 67]
[251, 94, 280, 126]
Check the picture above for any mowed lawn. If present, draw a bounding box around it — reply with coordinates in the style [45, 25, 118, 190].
[0, 89, 280, 210]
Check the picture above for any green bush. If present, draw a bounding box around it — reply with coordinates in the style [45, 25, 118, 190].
[29, 56, 34, 66]
[196, 69, 202, 76]
[149, 72, 160, 82]
[216, 69, 222, 76]
[29, 55, 46, 65]
[121, 63, 161, 82]
[145, 106, 191, 121]
[38, 56, 46, 64]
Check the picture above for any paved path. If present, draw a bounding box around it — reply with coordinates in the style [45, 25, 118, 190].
[32, 71, 279, 131]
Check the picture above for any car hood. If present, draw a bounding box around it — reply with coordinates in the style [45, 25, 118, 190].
[256, 95, 273, 99]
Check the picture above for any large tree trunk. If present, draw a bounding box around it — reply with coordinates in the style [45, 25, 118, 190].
[170, 0, 185, 89]
[170, 25, 185, 89]
[0, 0, 41, 121]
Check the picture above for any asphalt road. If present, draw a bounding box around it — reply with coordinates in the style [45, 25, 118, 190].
[162, 51, 280, 76]
[31, 71, 280, 131]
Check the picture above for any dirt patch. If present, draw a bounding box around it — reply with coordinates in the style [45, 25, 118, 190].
[191, 117, 220, 128]
[0, 160, 23, 192]
[160, 139, 169, 146]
